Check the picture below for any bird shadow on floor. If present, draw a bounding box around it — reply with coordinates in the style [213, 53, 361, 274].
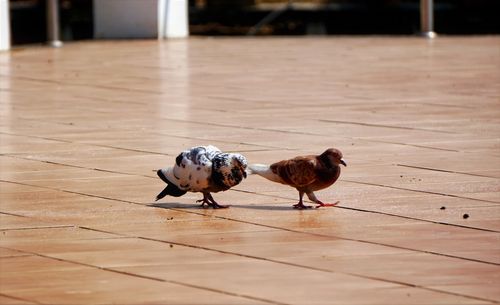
[149, 202, 317, 211]
[149, 202, 200, 210]
[230, 204, 305, 211]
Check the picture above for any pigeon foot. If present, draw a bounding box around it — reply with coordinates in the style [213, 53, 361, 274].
[315, 201, 339, 209]
[293, 202, 312, 209]
[197, 193, 229, 209]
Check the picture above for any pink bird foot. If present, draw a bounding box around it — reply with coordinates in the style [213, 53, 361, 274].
[315, 201, 339, 208]
[293, 202, 312, 209]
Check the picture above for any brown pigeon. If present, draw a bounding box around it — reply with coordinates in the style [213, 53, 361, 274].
[248, 148, 346, 209]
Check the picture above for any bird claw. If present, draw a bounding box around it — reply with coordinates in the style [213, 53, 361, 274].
[293, 203, 312, 209]
[315, 201, 339, 209]
[197, 198, 229, 209]
[196, 199, 208, 208]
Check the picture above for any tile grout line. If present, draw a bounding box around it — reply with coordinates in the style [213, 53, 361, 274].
[0, 132, 172, 156]
[0, 292, 44, 305]
[0, 254, 34, 260]
[3, 37, 499, 305]
[396, 163, 500, 179]
[0, 129, 288, 155]
[357, 138, 461, 152]
[343, 179, 500, 205]
[1, 167, 498, 298]
[337, 205, 500, 233]
[148, 131, 289, 151]
[0, 211, 30, 218]
[2, 74, 165, 95]
[5, 105, 490, 157]
[2, 178, 500, 265]
[1, 153, 155, 179]
[2, 225, 498, 305]
[3, 153, 499, 233]
[78, 227, 498, 304]
[170, 207, 500, 266]
[0, 225, 76, 231]
[231, 189, 500, 233]
[318, 119, 458, 134]
[0, 245, 288, 305]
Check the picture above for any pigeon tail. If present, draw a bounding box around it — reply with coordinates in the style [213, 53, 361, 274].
[248, 164, 282, 183]
[155, 169, 187, 200]
[157, 169, 170, 184]
[247, 164, 267, 175]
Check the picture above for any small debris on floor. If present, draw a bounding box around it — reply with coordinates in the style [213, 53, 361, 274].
[440, 206, 446, 210]
[463, 213, 470, 219]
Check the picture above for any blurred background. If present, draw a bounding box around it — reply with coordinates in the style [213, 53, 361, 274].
[8, 0, 500, 45]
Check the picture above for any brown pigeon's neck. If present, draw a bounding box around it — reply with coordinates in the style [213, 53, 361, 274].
[318, 153, 332, 167]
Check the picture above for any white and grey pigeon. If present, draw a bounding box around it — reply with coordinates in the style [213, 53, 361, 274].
[155, 145, 248, 209]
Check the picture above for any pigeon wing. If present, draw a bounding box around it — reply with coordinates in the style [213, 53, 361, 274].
[271, 157, 317, 187]
[155, 169, 187, 200]
[170, 146, 221, 192]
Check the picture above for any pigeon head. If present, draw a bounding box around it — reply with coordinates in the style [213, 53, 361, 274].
[321, 148, 346, 167]
[211, 153, 248, 189]
[229, 153, 248, 179]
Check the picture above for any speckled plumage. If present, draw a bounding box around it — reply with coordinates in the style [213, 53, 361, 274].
[155, 145, 248, 208]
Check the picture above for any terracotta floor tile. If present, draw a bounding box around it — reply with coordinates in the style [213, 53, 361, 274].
[0, 213, 60, 230]
[1, 36, 499, 304]
[0, 257, 262, 305]
[117, 263, 486, 305]
[0, 295, 37, 305]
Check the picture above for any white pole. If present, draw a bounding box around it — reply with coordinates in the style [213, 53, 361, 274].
[158, 0, 188, 39]
[0, 0, 10, 51]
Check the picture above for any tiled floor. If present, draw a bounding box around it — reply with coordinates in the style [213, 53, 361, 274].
[0, 36, 499, 304]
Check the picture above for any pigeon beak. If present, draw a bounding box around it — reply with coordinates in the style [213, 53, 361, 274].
[340, 159, 347, 167]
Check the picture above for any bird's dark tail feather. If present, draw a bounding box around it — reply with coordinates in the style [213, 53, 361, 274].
[155, 186, 170, 201]
[157, 169, 170, 184]
[155, 169, 187, 200]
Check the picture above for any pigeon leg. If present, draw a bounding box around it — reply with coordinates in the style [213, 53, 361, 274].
[315, 201, 339, 208]
[306, 192, 339, 208]
[206, 193, 229, 209]
[196, 193, 210, 208]
[293, 191, 312, 209]
[197, 193, 229, 209]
